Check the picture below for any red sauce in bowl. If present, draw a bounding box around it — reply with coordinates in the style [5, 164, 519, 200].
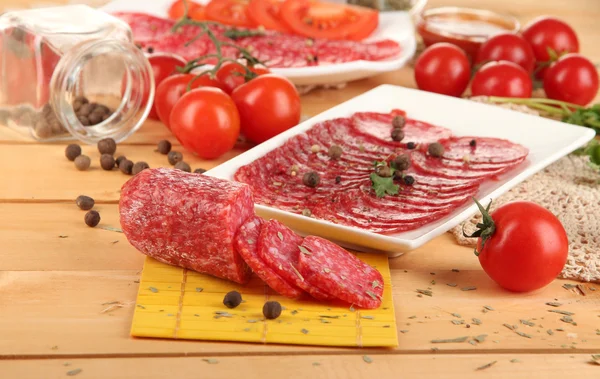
[416, 7, 520, 57]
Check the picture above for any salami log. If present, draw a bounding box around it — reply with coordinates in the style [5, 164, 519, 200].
[119, 168, 253, 284]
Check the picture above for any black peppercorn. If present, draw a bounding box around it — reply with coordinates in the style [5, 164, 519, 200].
[84, 210, 101, 227]
[262, 301, 282, 320]
[406, 142, 416, 150]
[194, 168, 207, 174]
[74, 96, 89, 106]
[76, 195, 95, 211]
[167, 151, 183, 165]
[78, 115, 91, 126]
[391, 128, 404, 142]
[392, 154, 410, 171]
[115, 155, 127, 167]
[157, 140, 172, 155]
[35, 121, 53, 139]
[328, 145, 343, 160]
[147, 46, 154, 54]
[403, 175, 415, 186]
[119, 159, 134, 175]
[392, 115, 406, 129]
[174, 161, 191, 172]
[428, 142, 445, 158]
[223, 291, 242, 309]
[98, 138, 117, 155]
[100, 154, 116, 170]
[302, 171, 320, 188]
[132, 161, 149, 175]
[470, 139, 477, 147]
[74, 155, 91, 171]
[88, 111, 103, 125]
[335, 175, 342, 184]
[77, 103, 94, 117]
[65, 144, 82, 161]
[94, 105, 110, 115]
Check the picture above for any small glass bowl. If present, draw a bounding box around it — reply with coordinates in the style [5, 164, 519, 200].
[416, 7, 520, 57]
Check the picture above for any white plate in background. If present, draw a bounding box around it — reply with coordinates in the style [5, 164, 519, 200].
[100, 0, 416, 86]
[206, 85, 595, 256]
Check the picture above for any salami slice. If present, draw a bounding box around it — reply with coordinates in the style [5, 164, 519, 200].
[234, 217, 304, 298]
[258, 220, 333, 301]
[298, 236, 384, 309]
[119, 168, 253, 284]
[351, 111, 453, 146]
[439, 136, 529, 163]
[411, 151, 524, 180]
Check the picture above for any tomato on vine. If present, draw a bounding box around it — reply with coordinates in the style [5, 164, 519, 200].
[414, 43, 471, 97]
[215, 62, 270, 94]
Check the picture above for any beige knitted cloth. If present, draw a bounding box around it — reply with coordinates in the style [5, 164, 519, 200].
[451, 100, 600, 283]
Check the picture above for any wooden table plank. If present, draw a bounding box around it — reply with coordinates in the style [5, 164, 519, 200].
[1, 269, 597, 356]
[2, 354, 599, 379]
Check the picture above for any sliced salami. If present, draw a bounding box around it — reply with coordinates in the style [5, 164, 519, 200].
[351, 111, 453, 146]
[258, 220, 334, 301]
[298, 236, 384, 309]
[411, 151, 524, 180]
[119, 168, 253, 284]
[439, 136, 529, 163]
[234, 216, 304, 298]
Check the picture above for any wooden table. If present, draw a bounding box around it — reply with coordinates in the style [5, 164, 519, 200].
[1, 0, 599, 377]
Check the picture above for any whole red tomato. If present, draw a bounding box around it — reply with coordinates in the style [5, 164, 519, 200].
[471, 61, 532, 98]
[522, 16, 579, 78]
[471, 200, 568, 292]
[155, 73, 225, 129]
[414, 43, 470, 97]
[475, 33, 536, 73]
[147, 54, 187, 120]
[169, 87, 240, 159]
[231, 74, 301, 144]
[215, 62, 271, 94]
[543, 54, 599, 106]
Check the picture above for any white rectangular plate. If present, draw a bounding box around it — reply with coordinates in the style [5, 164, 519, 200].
[206, 85, 596, 256]
[100, 0, 416, 86]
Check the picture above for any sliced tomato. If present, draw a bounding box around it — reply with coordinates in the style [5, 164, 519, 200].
[247, 0, 293, 33]
[189, 6, 206, 20]
[168, 0, 203, 20]
[279, 0, 378, 41]
[205, 0, 256, 28]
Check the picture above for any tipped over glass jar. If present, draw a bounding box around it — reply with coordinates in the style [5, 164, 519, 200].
[0, 5, 155, 143]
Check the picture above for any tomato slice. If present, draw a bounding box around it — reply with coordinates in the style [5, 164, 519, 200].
[168, 0, 203, 20]
[247, 0, 293, 33]
[189, 6, 206, 20]
[280, 0, 378, 41]
[205, 0, 256, 28]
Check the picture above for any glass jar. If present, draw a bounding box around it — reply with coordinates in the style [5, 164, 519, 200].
[0, 5, 154, 143]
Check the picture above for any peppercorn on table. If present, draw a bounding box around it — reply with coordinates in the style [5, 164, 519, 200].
[1, 0, 600, 378]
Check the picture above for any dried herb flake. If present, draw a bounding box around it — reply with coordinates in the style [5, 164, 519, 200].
[591, 355, 600, 365]
[516, 331, 532, 339]
[203, 359, 219, 364]
[362, 355, 373, 364]
[548, 309, 574, 316]
[472, 318, 482, 325]
[483, 305, 495, 311]
[416, 289, 433, 297]
[66, 369, 82, 376]
[446, 283, 457, 287]
[546, 302, 562, 307]
[547, 329, 554, 335]
[451, 313, 461, 318]
[431, 336, 468, 343]
[474, 334, 487, 343]
[451, 320, 465, 325]
[510, 359, 521, 363]
[301, 328, 309, 334]
[461, 286, 477, 291]
[520, 319, 536, 327]
[195, 287, 203, 292]
[148, 287, 158, 293]
[476, 361, 497, 371]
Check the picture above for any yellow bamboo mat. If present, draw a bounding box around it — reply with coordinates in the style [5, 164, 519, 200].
[131, 252, 398, 347]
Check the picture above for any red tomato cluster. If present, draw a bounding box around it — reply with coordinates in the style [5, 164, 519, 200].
[167, 0, 378, 41]
[414, 16, 599, 105]
[148, 56, 301, 159]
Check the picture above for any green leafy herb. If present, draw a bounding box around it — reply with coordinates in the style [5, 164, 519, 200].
[462, 198, 495, 256]
[431, 336, 468, 343]
[370, 172, 399, 198]
[475, 361, 496, 371]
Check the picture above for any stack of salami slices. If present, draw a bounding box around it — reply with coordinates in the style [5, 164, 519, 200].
[234, 110, 529, 234]
[120, 168, 384, 309]
[112, 12, 401, 68]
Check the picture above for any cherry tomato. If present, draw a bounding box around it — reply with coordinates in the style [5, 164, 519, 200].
[168, 0, 203, 19]
[188, 6, 206, 20]
[231, 74, 301, 144]
[522, 16, 579, 78]
[473, 200, 568, 292]
[169, 88, 240, 159]
[215, 62, 271, 94]
[543, 54, 599, 106]
[155, 74, 225, 129]
[247, 0, 293, 33]
[414, 43, 470, 97]
[205, 0, 256, 28]
[146, 54, 187, 120]
[280, 0, 378, 41]
[475, 33, 536, 73]
[471, 61, 532, 98]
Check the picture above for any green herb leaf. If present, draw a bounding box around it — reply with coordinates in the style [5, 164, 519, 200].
[370, 173, 399, 198]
